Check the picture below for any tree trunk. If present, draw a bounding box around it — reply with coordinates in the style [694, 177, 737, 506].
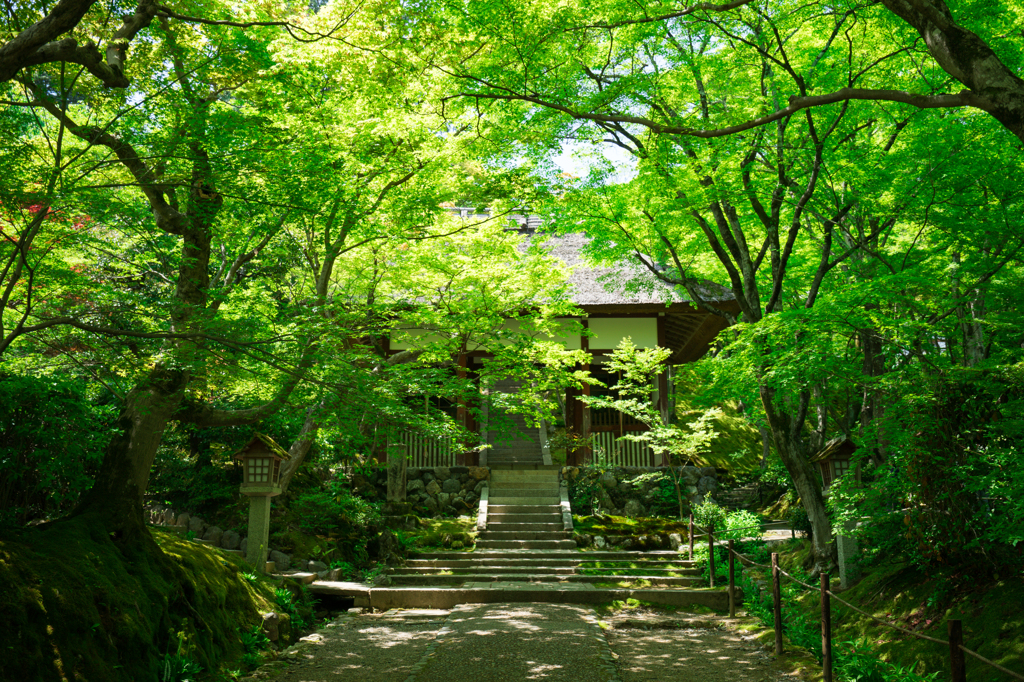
[74, 364, 189, 541]
[761, 388, 835, 576]
[279, 403, 323, 494]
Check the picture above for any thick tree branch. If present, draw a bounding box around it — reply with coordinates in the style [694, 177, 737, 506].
[1, 0, 160, 87]
[454, 86, 977, 139]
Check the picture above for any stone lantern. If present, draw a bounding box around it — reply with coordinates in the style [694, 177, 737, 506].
[234, 433, 290, 572]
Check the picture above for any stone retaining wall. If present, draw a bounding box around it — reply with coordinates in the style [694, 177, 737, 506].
[560, 465, 719, 518]
[368, 466, 490, 517]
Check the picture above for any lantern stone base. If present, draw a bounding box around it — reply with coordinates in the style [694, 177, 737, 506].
[245, 495, 273, 571]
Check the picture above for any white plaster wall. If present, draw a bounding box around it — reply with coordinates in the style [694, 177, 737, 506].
[587, 317, 658, 349]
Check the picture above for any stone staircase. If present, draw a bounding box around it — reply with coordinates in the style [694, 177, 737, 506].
[479, 468, 572, 550]
[486, 380, 545, 466]
[717, 481, 760, 511]
[387, 468, 703, 587]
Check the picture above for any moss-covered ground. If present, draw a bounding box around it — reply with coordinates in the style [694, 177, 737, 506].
[0, 513, 279, 681]
[398, 515, 478, 551]
[572, 514, 691, 537]
[771, 540, 1024, 681]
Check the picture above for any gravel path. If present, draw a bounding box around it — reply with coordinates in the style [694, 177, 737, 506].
[608, 625, 774, 681]
[414, 603, 618, 682]
[248, 605, 806, 682]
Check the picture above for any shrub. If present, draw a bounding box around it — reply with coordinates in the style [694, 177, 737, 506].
[289, 478, 382, 536]
[0, 373, 112, 523]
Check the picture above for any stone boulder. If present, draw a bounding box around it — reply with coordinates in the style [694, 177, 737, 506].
[175, 513, 190, 528]
[594, 535, 607, 549]
[438, 492, 451, 508]
[407, 479, 425, 493]
[163, 509, 176, 525]
[624, 499, 646, 518]
[468, 466, 489, 480]
[189, 516, 206, 534]
[221, 530, 240, 550]
[203, 526, 223, 545]
[425, 480, 441, 496]
[307, 560, 329, 573]
[599, 470, 618, 489]
[698, 476, 717, 496]
[668, 532, 684, 551]
[442, 477, 461, 494]
[262, 612, 280, 642]
[433, 466, 451, 481]
[269, 550, 291, 571]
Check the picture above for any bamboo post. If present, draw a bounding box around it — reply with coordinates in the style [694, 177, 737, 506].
[821, 573, 832, 682]
[728, 539, 736, 617]
[949, 619, 966, 682]
[772, 552, 783, 655]
[689, 513, 695, 559]
[708, 522, 715, 588]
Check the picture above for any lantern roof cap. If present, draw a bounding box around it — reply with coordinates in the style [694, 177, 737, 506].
[233, 433, 290, 461]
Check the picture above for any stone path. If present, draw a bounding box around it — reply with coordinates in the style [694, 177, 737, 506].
[245, 605, 805, 682]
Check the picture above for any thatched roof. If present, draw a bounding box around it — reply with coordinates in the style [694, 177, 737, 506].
[454, 209, 732, 309]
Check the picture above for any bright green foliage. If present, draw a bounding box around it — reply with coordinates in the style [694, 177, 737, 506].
[0, 374, 113, 522]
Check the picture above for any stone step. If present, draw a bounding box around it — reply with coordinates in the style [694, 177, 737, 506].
[490, 469, 559, 477]
[479, 531, 570, 541]
[487, 487, 559, 497]
[487, 516, 562, 526]
[410, 550, 686, 560]
[488, 504, 561, 513]
[475, 539, 577, 550]
[488, 458, 544, 465]
[489, 497, 560, 505]
[482, 523, 564, 532]
[396, 565, 580, 576]
[488, 481, 559, 490]
[387, 573, 703, 587]
[310, 582, 732, 611]
[406, 558, 582, 568]
[579, 561, 699, 570]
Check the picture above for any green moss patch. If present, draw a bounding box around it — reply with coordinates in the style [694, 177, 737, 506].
[402, 516, 478, 550]
[573, 514, 691, 537]
[0, 514, 277, 681]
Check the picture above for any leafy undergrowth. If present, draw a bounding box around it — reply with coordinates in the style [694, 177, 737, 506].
[399, 515, 478, 550]
[777, 540, 1024, 681]
[573, 514, 691, 536]
[0, 514, 278, 681]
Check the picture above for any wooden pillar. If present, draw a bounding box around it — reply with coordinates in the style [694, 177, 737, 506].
[656, 314, 670, 466]
[456, 352, 468, 465]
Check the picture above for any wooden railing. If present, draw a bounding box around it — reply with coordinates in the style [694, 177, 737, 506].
[689, 519, 1024, 682]
[591, 430, 654, 467]
[399, 431, 457, 468]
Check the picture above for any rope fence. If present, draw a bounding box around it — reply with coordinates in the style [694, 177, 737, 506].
[684, 513, 1024, 682]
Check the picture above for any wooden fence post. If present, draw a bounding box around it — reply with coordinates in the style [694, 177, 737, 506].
[949, 619, 966, 682]
[728, 539, 736, 617]
[821, 573, 832, 682]
[772, 552, 783, 655]
[708, 522, 715, 588]
[689, 514, 695, 559]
